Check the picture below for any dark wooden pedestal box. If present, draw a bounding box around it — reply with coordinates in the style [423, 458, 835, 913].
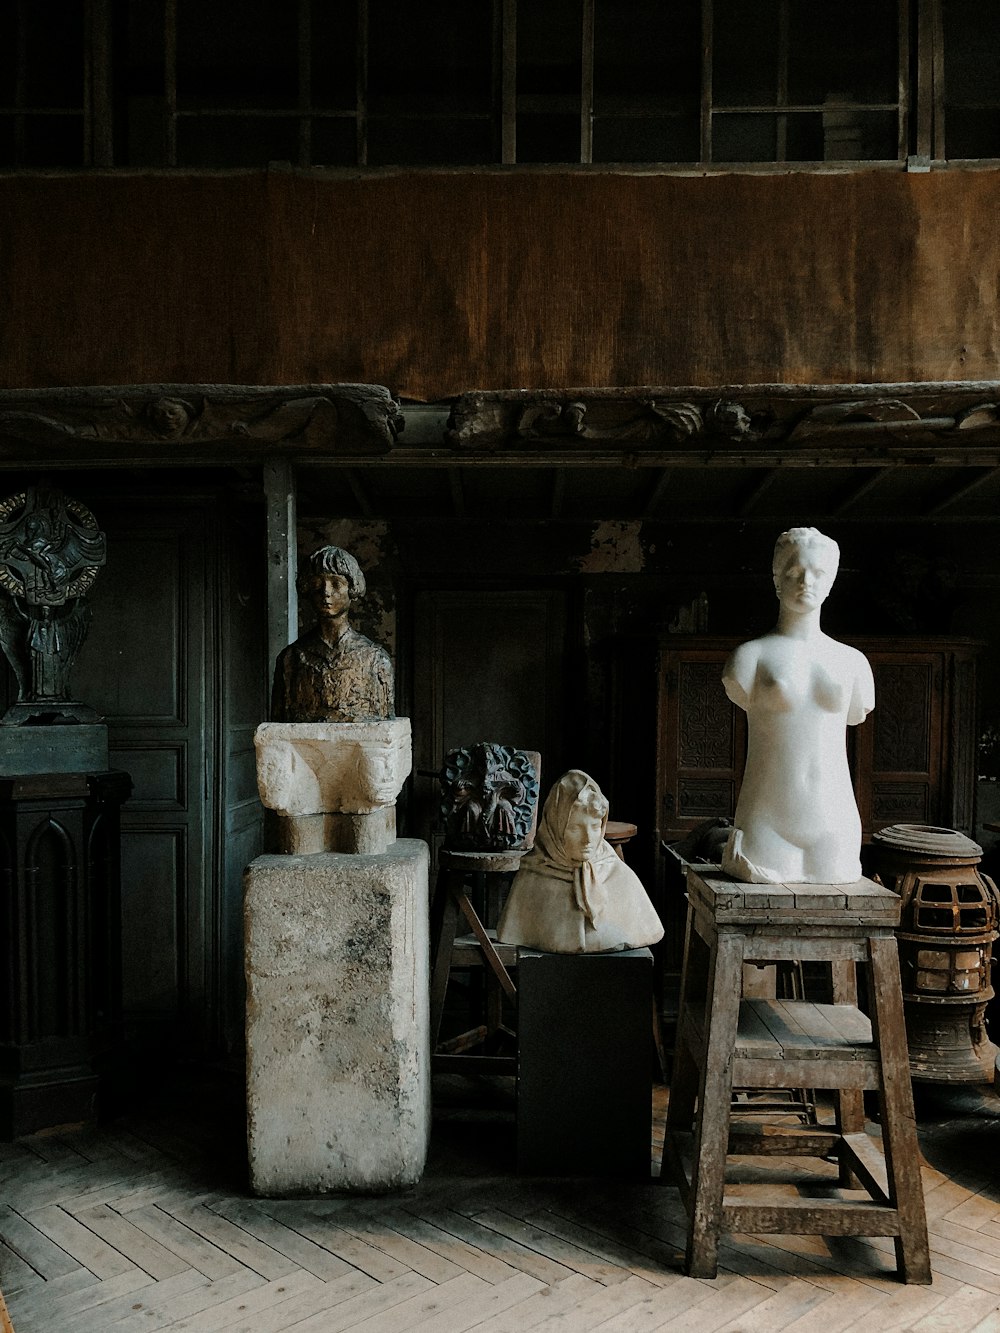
[516, 947, 653, 1178]
[0, 769, 131, 1139]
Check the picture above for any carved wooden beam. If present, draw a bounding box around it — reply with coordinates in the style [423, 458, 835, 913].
[441, 383, 1000, 466]
[3, 381, 1000, 470]
[0, 383, 404, 463]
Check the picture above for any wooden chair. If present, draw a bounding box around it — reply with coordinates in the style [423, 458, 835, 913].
[662, 867, 931, 1283]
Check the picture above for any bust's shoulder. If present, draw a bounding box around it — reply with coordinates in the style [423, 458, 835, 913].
[342, 627, 390, 659]
[825, 636, 874, 676]
[722, 636, 767, 707]
[723, 636, 766, 678]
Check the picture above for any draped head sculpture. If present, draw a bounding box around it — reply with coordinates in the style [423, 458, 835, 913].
[497, 769, 663, 953]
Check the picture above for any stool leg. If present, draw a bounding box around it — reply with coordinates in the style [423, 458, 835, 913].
[867, 937, 931, 1285]
[686, 931, 744, 1279]
[830, 959, 865, 1185]
[429, 872, 461, 1049]
[663, 909, 705, 1150]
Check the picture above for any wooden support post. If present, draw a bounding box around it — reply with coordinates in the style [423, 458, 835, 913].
[263, 458, 298, 679]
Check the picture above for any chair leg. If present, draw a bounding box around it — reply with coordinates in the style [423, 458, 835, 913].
[867, 937, 932, 1285]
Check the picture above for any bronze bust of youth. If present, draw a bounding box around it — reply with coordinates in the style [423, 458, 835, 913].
[270, 546, 394, 724]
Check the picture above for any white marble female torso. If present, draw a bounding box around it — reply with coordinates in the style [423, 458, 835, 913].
[721, 530, 875, 885]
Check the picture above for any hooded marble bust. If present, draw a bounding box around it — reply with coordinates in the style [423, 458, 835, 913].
[497, 769, 663, 953]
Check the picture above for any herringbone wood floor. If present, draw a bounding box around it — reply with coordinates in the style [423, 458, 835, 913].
[3, 1074, 1000, 1332]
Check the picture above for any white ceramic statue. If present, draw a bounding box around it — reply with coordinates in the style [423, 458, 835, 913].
[721, 527, 874, 885]
[497, 769, 664, 953]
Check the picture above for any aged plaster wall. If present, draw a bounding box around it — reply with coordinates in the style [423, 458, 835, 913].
[1, 169, 999, 396]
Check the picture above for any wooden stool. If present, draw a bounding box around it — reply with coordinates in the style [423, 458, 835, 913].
[429, 848, 526, 1075]
[605, 819, 638, 860]
[662, 867, 931, 1284]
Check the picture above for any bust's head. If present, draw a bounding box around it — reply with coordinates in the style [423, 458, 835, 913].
[297, 546, 365, 621]
[772, 527, 840, 613]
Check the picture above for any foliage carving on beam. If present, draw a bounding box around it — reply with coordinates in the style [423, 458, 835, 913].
[0, 384, 403, 459]
[443, 385, 1000, 455]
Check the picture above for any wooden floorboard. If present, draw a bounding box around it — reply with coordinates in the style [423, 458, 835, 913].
[2, 1075, 1000, 1331]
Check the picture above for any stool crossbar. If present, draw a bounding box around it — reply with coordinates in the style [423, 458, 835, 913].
[662, 868, 931, 1284]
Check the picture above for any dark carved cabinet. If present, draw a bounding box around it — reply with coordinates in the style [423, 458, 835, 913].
[612, 636, 980, 989]
[0, 770, 131, 1138]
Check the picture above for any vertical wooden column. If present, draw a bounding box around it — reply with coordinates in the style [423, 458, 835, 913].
[263, 458, 298, 682]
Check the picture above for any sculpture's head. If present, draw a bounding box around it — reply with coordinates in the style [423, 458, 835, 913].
[772, 527, 840, 614]
[297, 545, 366, 620]
[148, 397, 193, 437]
[540, 769, 609, 867]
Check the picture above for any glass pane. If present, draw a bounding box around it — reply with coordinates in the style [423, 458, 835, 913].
[712, 112, 776, 160]
[787, 1, 898, 106]
[25, 1, 85, 108]
[517, 113, 580, 162]
[593, 113, 699, 162]
[117, 0, 167, 99]
[176, 0, 297, 109]
[369, 0, 493, 115]
[946, 108, 1000, 157]
[519, 0, 583, 97]
[713, 0, 780, 108]
[312, 0, 358, 111]
[813, 108, 899, 160]
[367, 115, 495, 166]
[24, 113, 85, 166]
[594, 0, 700, 110]
[176, 114, 300, 167]
[0, 9, 17, 100]
[784, 111, 823, 160]
[944, 0, 1000, 106]
[310, 116, 358, 165]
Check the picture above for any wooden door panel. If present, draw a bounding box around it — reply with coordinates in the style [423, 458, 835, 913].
[119, 827, 183, 1018]
[74, 509, 210, 1053]
[75, 534, 186, 723]
[107, 742, 186, 809]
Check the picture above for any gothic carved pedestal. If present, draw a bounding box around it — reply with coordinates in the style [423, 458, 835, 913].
[0, 769, 131, 1139]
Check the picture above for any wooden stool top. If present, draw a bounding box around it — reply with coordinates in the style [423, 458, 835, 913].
[439, 847, 529, 875]
[605, 820, 637, 844]
[687, 867, 901, 930]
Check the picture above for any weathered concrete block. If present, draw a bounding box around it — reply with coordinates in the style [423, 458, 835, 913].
[245, 839, 430, 1195]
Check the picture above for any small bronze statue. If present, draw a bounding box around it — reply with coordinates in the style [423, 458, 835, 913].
[270, 545, 394, 724]
[0, 485, 106, 724]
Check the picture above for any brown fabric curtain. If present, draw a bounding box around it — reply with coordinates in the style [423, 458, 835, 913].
[1, 169, 995, 398]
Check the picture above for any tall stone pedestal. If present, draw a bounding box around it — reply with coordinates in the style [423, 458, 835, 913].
[516, 947, 653, 1178]
[245, 839, 430, 1195]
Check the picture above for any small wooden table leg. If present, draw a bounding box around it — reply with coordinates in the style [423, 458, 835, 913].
[867, 937, 932, 1285]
